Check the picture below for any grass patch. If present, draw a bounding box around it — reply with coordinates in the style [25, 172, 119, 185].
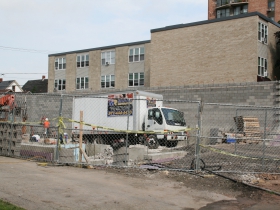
[0, 199, 25, 210]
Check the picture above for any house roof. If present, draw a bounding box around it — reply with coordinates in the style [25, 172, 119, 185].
[48, 40, 151, 57]
[150, 12, 280, 33]
[0, 80, 14, 90]
[0, 80, 22, 92]
[22, 79, 48, 93]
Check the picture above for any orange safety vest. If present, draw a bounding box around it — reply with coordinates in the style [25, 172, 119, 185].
[44, 121, 50, 128]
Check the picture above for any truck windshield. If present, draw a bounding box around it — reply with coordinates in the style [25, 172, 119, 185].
[161, 108, 186, 126]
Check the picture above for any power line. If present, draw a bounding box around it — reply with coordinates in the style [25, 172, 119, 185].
[0, 45, 59, 54]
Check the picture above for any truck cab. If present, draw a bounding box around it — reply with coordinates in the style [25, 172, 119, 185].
[143, 107, 187, 148]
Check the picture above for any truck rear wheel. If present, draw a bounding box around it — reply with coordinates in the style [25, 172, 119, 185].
[166, 140, 178, 148]
[145, 135, 159, 149]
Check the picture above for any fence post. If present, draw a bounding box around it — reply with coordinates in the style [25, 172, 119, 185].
[262, 109, 267, 169]
[55, 95, 63, 163]
[234, 109, 238, 155]
[195, 101, 202, 172]
[125, 103, 130, 166]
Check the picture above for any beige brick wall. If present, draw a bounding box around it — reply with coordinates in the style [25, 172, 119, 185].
[268, 21, 280, 79]
[115, 46, 129, 89]
[144, 43, 151, 87]
[150, 16, 259, 87]
[65, 54, 76, 92]
[89, 50, 101, 91]
[48, 56, 55, 93]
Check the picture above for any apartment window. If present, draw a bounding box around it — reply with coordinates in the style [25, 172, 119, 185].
[12, 85, 15, 92]
[129, 47, 144, 62]
[77, 54, 89, 68]
[258, 22, 268, 44]
[101, 51, 115, 65]
[234, 7, 240, 15]
[233, 5, 248, 15]
[268, 1, 275, 11]
[128, 72, 144, 87]
[217, 8, 230, 18]
[54, 79, 66, 90]
[258, 57, 267, 77]
[76, 77, 89, 89]
[101, 75, 115, 88]
[55, 58, 66, 70]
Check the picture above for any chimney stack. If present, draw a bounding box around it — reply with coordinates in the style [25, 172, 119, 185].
[42, 75, 45, 81]
[0, 78, 3, 83]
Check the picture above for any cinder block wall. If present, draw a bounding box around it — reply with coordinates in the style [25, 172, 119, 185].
[15, 81, 278, 138]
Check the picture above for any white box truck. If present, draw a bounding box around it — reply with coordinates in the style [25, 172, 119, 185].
[72, 90, 187, 149]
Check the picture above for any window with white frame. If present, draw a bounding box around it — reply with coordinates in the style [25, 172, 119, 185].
[55, 58, 66, 70]
[77, 54, 89, 68]
[54, 79, 66, 90]
[258, 22, 268, 44]
[101, 51, 115, 65]
[76, 77, 89, 89]
[258, 57, 267, 77]
[128, 72, 144, 87]
[129, 47, 144, 62]
[101, 75, 115, 88]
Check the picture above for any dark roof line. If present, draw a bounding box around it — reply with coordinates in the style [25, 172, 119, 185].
[48, 40, 150, 57]
[151, 12, 280, 33]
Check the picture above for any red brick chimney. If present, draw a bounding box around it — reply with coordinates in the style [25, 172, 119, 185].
[0, 78, 3, 83]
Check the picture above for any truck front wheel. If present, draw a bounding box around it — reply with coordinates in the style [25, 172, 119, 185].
[94, 137, 104, 144]
[145, 135, 159, 149]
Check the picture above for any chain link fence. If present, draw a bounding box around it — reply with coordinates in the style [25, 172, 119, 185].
[0, 92, 280, 176]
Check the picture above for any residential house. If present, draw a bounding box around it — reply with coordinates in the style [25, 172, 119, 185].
[22, 78, 48, 93]
[0, 78, 23, 92]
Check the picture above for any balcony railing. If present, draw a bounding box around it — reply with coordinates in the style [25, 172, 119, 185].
[216, 0, 248, 8]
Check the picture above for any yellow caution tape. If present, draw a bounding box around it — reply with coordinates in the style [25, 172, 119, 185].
[64, 117, 195, 134]
[3, 116, 196, 135]
[200, 144, 280, 161]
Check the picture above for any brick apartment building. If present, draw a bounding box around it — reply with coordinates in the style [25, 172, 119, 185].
[208, 0, 280, 22]
[48, 12, 280, 93]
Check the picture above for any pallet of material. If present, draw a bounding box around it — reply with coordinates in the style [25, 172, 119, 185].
[233, 116, 262, 143]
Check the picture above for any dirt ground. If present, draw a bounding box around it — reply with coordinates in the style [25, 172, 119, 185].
[0, 156, 280, 210]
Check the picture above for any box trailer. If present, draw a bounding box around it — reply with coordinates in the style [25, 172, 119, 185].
[72, 90, 187, 149]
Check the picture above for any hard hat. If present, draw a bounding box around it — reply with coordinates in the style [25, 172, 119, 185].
[45, 118, 48, 121]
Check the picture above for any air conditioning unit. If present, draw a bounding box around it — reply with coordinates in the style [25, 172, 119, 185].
[105, 62, 110, 66]
[264, 72, 268, 77]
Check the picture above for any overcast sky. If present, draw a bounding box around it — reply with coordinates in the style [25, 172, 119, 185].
[0, 0, 207, 87]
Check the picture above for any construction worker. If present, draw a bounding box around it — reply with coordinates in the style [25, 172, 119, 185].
[43, 118, 50, 137]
